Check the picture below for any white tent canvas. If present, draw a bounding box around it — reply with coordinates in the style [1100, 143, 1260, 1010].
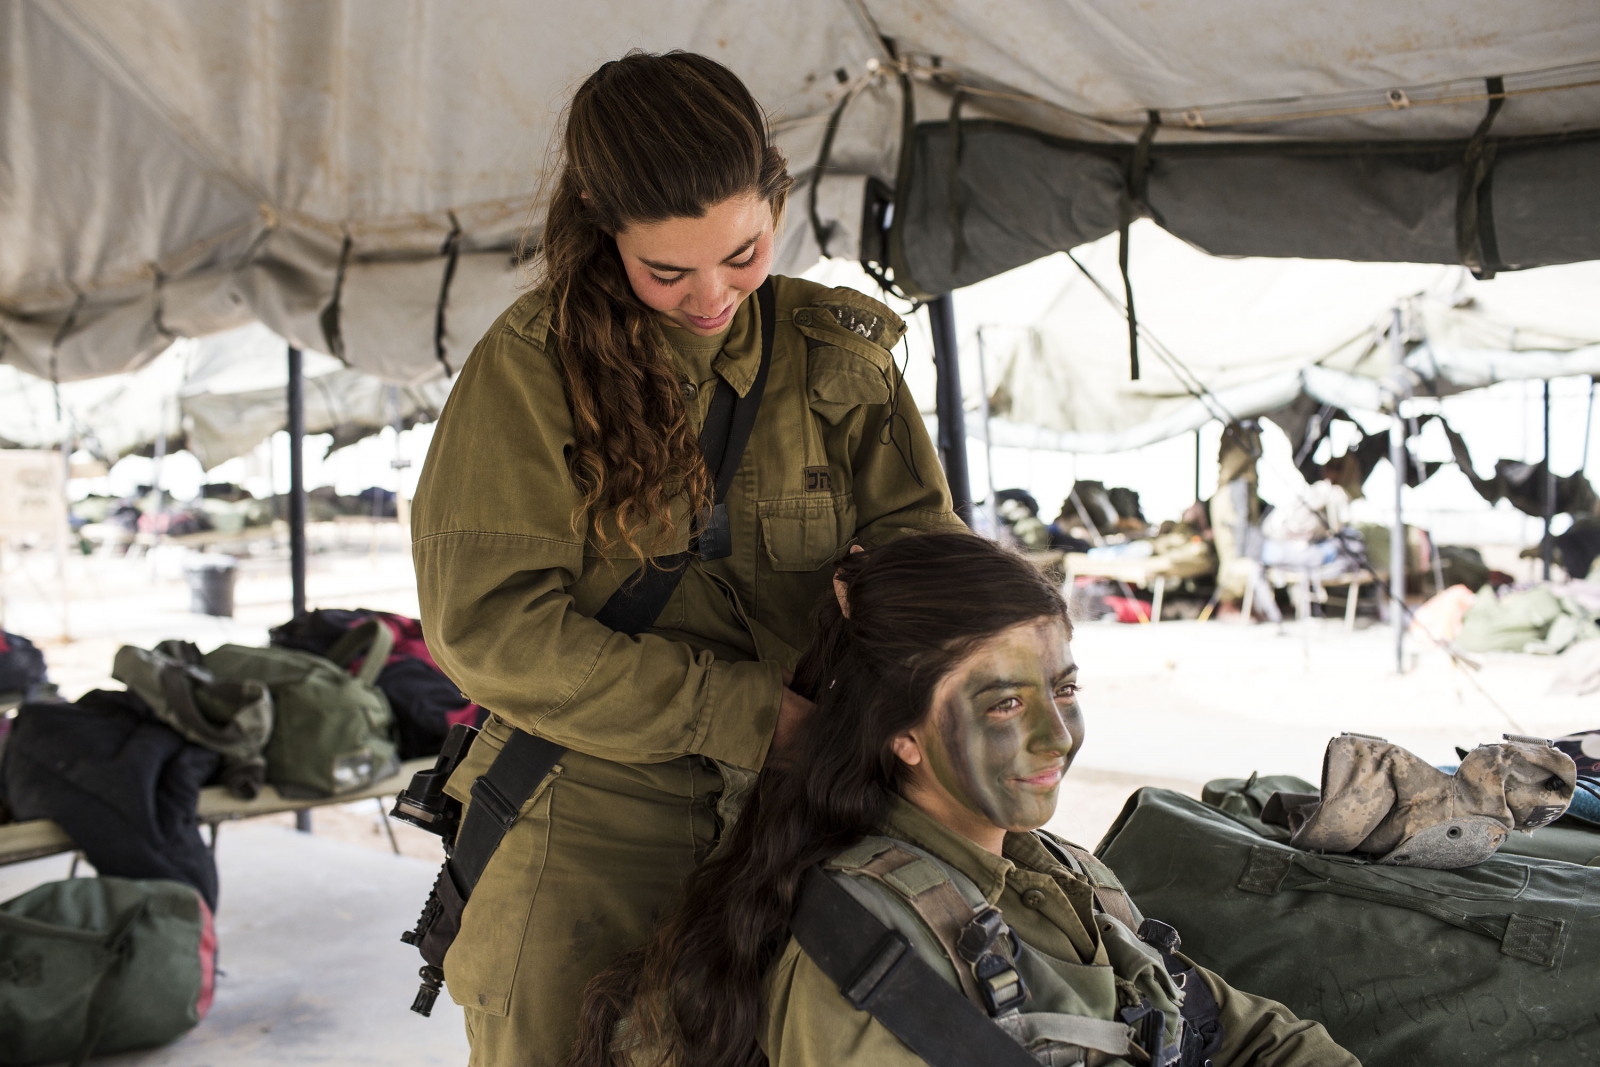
[4, 0, 1598, 387]
[0, 323, 451, 468]
[973, 222, 1600, 454]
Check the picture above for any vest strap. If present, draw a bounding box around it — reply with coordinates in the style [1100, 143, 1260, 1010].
[845, 844, 989, 1009]
[995, 1010, 1137, 1057]
[792, 867, 1043, 1067]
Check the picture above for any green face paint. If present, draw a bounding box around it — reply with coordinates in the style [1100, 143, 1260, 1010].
[921, 618, 1082, 832]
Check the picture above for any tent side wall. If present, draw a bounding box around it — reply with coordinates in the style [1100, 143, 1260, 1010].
[888, 121, 1600, 297]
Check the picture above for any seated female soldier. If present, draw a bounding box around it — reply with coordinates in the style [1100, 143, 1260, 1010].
[569, 532, 1358, 1067]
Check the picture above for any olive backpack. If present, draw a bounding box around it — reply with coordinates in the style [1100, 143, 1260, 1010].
[206, 620, 400, 797]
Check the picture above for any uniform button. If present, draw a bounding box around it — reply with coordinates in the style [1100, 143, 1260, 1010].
[794, 310, 811, 326]
[1022, 889, 1046, 908]
[681, 380, 699, 399]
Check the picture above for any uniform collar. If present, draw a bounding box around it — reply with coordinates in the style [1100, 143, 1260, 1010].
[658, 291, 763, 398]
[712, 291, 763, 397]
[884, 796, 1016, 905]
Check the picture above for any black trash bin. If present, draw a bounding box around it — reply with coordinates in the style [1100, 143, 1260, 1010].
[185, 555, 238, 617]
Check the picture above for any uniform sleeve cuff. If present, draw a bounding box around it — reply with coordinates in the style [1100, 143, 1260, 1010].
[695, 659, 785, 770]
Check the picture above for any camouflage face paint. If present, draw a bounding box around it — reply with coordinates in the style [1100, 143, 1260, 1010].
[920, 618, 1082, 832]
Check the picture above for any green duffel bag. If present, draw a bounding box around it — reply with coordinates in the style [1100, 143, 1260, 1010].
[207, 619, 400, 797]
[0, 877, 215, 1067]
[1097, 787, 1600, 1066]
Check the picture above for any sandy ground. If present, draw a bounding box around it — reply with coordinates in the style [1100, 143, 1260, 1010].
[4, 540, 1595, 1063]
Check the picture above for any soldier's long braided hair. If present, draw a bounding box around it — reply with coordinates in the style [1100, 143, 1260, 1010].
[532, 51, 792, 566]
[568, 532, 1071, 1067]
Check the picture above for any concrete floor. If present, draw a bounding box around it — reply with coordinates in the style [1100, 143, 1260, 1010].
[0, 824, 469, 1067]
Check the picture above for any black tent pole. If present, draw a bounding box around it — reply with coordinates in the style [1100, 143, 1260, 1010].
[927, 295, 973, 524]
[1543, 379, 1554, 580]
[287, 345, 307, 619]
[287, 344, 310, 833]
[1194, 428, 1201, 502]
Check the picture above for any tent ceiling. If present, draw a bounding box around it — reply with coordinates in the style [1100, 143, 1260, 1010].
[3, 0, 1598, 384]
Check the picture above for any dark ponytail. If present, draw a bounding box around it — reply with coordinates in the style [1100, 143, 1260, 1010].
[568, 532, 1070, 1067]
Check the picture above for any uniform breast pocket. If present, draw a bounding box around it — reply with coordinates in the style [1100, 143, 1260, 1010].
[757, 494, 857, 572]
[806, 345, 892, 426]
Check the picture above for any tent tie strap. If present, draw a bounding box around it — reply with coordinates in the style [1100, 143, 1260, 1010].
[433, 211, 463, 374]
[319, 234, 353, 360]
[1119, 110, 1160, 381]
[809, 79, 862, 260]
[1456, 75, 1506, 280]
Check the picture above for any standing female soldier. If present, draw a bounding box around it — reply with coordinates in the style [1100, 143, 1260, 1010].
[410, 51, 962, 1065]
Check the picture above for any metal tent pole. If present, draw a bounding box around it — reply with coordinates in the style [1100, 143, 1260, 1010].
[975, 327, 999, 537]
[1194, 428, 1202, 502]
[1583, 376, 1596, 474]
[287, 343, 310, 834]
[927, 296, 973, 523]
[287, 345, 307, 620]
[1388, 309, 1406, 674]
[1543, 379, 1554, 580]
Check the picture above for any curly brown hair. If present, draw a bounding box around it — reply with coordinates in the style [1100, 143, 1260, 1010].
[534, 51, 793, 564]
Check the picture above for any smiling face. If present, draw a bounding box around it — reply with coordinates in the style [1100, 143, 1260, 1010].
[894, 617, 1083, 852]
[612, 193, 776, 335]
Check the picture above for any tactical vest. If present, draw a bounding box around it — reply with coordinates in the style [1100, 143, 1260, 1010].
[808, 832, 1219, 1067]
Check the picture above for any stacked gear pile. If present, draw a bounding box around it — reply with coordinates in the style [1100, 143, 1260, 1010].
[0, 615, 431, 1061]
[1, 689, 224, 910]
[112, 642, 273, 799]
[1097, 734, 1599, 1066]
[203, 620, 399, 797]
[269, 608, 484, 759]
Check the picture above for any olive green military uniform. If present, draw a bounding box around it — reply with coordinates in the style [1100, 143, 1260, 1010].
[410, 276, 963, 1066]
[762, 798, 1360, 1067]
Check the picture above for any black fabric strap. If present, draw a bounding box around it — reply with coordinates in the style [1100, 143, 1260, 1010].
[448, 729, 567, 893]
[450, 279, 776, 900]
[790, 866, 1040, 1067]
[591, 277, 775, 629]
[705, 278, 776, 505]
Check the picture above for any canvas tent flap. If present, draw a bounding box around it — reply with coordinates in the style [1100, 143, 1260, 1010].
[0, 322, 447, 468]
[979, 222, 1600, 454]
[4, 0, 1599, 382]
[181, 368, 451, 470]
[891, 123, 1600, 296]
